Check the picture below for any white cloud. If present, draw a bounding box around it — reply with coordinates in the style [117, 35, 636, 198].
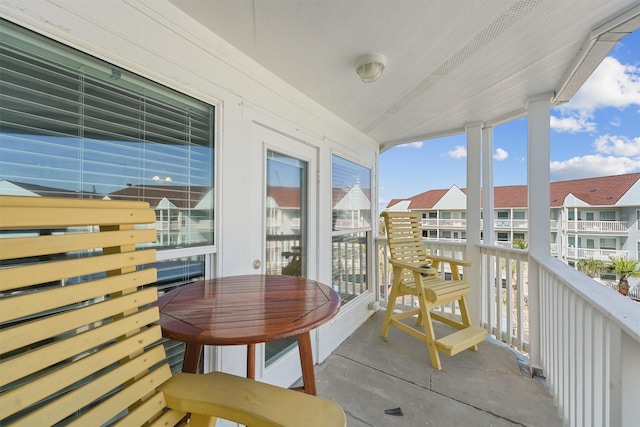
[550, 115, 596, 133]
[493, 148, 508, 161]
[448, 145, 467, 158]
[398, 141, 423, 148]
[593, 134, 640, 156]
[562, 56, 640, 115]
[550, 154, 640, 181]
[551, 57, 640, 134]
[609, 117, 621, 127]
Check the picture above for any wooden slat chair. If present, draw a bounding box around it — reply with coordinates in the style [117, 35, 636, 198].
[380, 211, 486, 370]
[0, 195, 345, 427]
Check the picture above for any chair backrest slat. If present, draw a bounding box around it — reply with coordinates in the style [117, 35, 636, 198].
[0, 270, 157, 323]
[381, 211, 431, 283]
[0, 195, 178, 426]
[0, 229, 157, 260]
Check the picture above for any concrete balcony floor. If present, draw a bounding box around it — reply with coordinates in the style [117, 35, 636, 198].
[314, 312, 563, 427]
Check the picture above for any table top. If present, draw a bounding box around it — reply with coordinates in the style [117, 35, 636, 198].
[155, 274, 341, 346]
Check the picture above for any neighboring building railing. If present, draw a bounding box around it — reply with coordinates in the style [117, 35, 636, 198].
[565, 247, 628, 261]
[420, 219, 630, 235]
[565, 220, 628, 233]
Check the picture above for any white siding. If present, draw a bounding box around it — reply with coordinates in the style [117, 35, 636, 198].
[433, 185, 467, 210]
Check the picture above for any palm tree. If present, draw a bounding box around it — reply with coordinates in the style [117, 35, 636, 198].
[512, 238, 528, 249]
[576, 258, 605, 278]
[605, 257, 640, 296]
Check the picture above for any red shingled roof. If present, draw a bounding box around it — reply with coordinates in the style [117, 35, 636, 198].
[400, 188, 451, 209]
[387, 173, 640, 209]
[267, 186, 301, 208]
[549, 173, 640, 206]
[108, 185, 210, 209]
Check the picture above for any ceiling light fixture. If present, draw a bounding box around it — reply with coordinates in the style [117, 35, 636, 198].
[355, 53, 386, 83]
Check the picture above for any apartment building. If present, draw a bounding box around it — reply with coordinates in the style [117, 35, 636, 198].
[385, 173, 640, 268]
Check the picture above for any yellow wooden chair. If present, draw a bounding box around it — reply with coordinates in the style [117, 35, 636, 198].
[380, 211, 486, 370]
[0, 195, 345, 427]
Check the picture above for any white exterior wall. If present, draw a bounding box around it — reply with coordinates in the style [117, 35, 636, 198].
[0, 0, 378, 272]
[433, 185, 467, 209]
[0, 0, 378, 394]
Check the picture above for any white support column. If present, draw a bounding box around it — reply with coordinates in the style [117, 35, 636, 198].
[466, 122, 483, 325]
[527, 94, 552, 374]
[481, 126, 494, 245]
[481, 126, 494, 328]
[527, 95, 552, 255]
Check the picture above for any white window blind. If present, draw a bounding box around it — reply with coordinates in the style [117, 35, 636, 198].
[0, 20, 214, 250]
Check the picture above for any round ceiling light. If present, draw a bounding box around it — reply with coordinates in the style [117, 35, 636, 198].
[355, 53, 386, 83]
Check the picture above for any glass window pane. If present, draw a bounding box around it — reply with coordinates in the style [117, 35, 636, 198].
[331, 156, 371, 231]
[600, 238, 616, 249]
[0, 20, 214, 249]
[331, 155, 371, 304]
[599, 211, 615, 221]
[332, 231, 368, 303]
[265, 150, 307, 277]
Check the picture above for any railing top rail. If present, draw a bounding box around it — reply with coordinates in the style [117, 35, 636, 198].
[477, 243, 529, 261]
[531, 252, 640, 344]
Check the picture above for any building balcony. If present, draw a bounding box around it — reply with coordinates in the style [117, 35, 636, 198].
[565, 220, 629, 234]
[316, 312, 562, 426]
[422, 218, 466, 229]
[369, 238, 640, 426]
[423, 219, 531, 230]
[565, 247, 628, 261]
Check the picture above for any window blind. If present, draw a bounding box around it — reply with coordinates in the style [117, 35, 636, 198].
[0, 19, 214, 249]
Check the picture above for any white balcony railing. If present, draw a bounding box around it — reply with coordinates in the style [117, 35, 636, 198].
[421, 218, 466, 228]
[565, 247, 628, 261]
[420, 219, 630, 235]
[530, 253, 640, 427]
[376, 238, 640, 426]
[565, 220, 628, 233]
[478, 245, 530, 351]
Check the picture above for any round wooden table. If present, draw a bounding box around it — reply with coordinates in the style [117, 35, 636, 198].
[154, 274, 340, 395]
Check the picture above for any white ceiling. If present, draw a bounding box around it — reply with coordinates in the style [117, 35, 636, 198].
[169, 0, 640, 150]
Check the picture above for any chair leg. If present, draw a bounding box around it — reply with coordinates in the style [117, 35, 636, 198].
[417, 293, 442, 370]
[457, 294, 478, 351]
[381, 278, 401, 339]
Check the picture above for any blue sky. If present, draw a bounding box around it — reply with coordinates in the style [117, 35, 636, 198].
[379, 29, 640, 207]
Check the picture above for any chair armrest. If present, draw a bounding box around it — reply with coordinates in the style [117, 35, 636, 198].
[424, 255, 471, 281]
[425, 254, 472, 268]
[389, 259, 437, 275]
[159, 372, 346, 427]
